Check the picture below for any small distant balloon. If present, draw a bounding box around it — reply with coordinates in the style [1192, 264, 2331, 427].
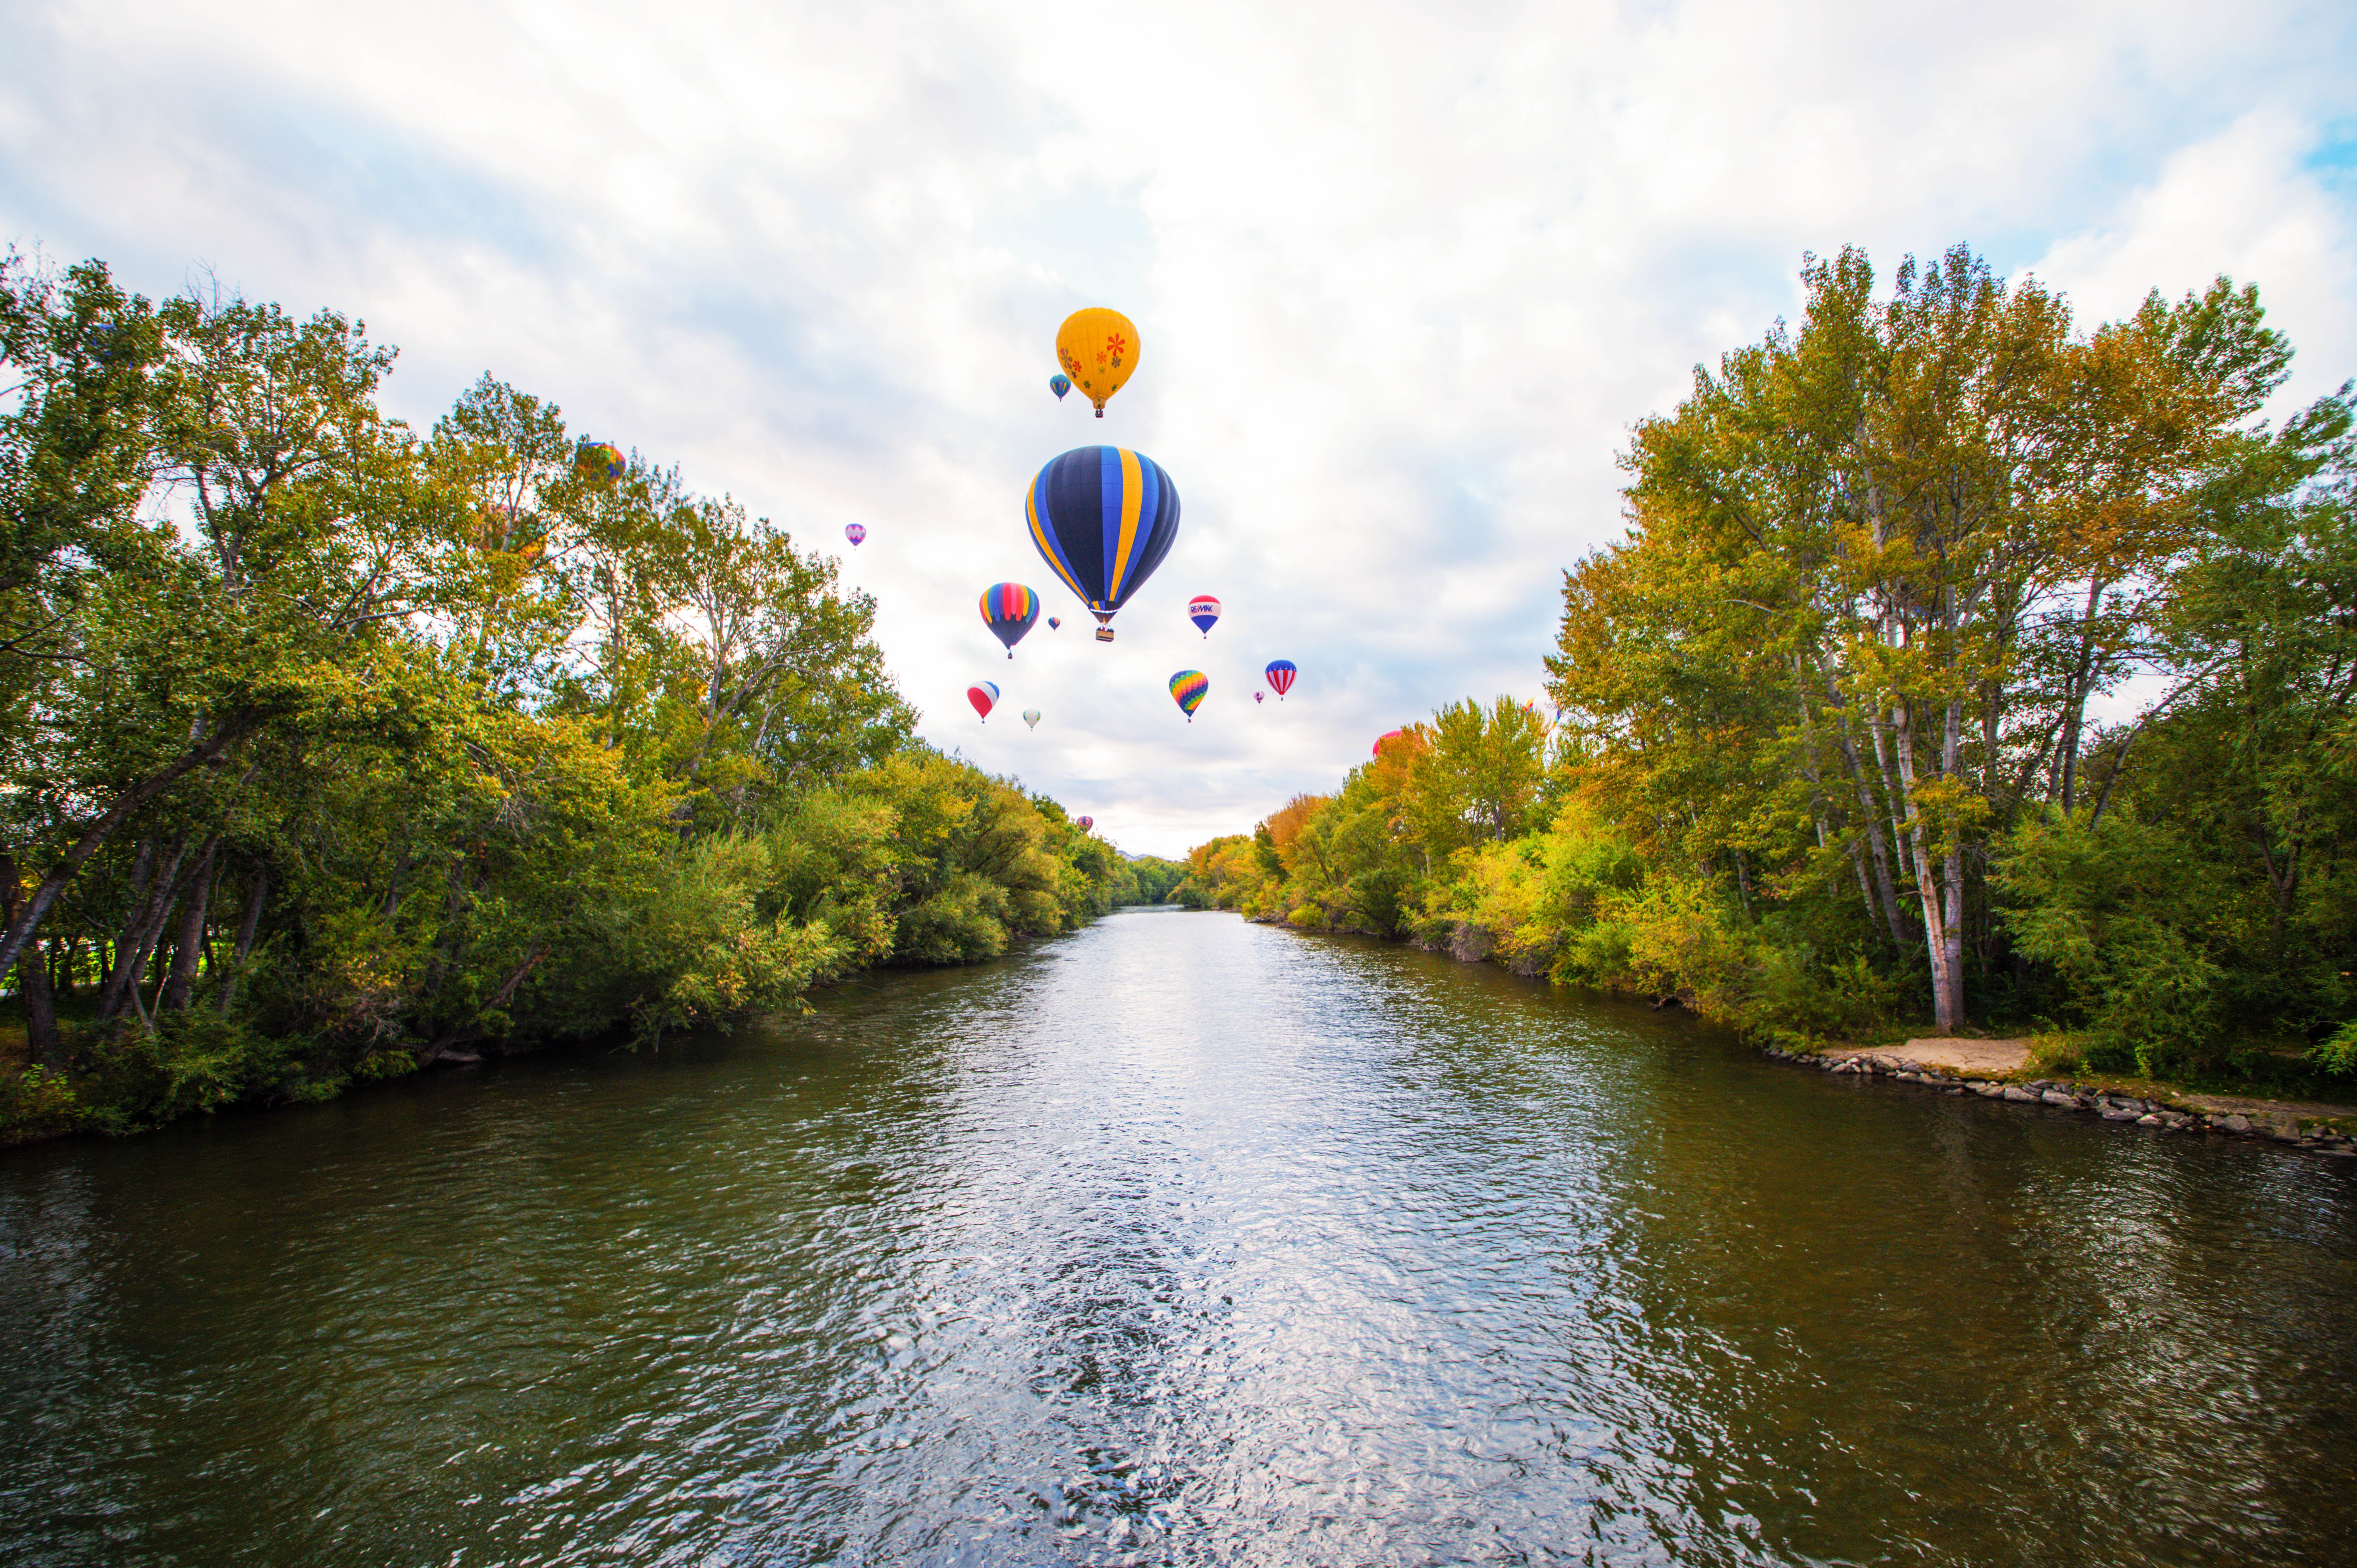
[1055, 308, 1140, 417]
[980, 582, 1040, 658]
[87, 322, 128, 365]
[1169, 669, 1208, 722]
[1022, 708, 1041, 729]
[844, 522, 867, 547]
[1265, 660, 1298, 700]
[574, 440, 625, 483]
[1077, 816, 1095, 833]
[1048, 617, 1061, 630]
[1254, 691, 1265, 704]
[1187, 595, 1221, 637]
[1373, 728, 1403, 759]
[1049, 372, 1072, 400]
[968, 681, 1000, 721]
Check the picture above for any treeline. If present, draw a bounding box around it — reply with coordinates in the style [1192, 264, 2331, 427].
[1181, 247, 2356, 1088]
[0, 252, 1137, 1141]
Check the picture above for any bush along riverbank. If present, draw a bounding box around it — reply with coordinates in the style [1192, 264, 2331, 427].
[1178, 245, 2357, 1116]
[0, 250, 1186, 1146]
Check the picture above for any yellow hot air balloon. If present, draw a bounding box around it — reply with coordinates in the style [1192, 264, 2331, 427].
[1055, 308, 1139, 418]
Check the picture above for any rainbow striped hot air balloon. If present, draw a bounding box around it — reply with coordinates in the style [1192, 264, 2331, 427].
[844, 522, 866, 547]
[1265, 660, 1297, 700]
[1188, 595, 1221, 637]
[967, 681, 999, 721]
[979, 582, 1039, 658]
[1170, 670, 1208, 722]
[574, 440, 625, 483]
[1077, 816, 1094, 833]
[1027, 446, 1180, 642]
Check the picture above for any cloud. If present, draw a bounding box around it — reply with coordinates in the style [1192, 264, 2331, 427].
[5, 0, 2355, 852]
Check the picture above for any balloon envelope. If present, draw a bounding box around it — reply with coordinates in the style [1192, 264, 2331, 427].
[1048, 617, 1061, 630]
[1077, 816, 1094, 833]
[1373, 728, 1403, 759]
[1265, 660, 1298, 699]
[1169, 669, 1208, 721]
[844, 522, 866, 546]
[1026, 446, 1180, 639]
[979, 582, 1040, 657]
[1049, 372, 1071, 399]
[574, 440, 625, 483]
[1188, 595, 1221, 636]
[1022, 708, 1041, 729]
[1055, 308, 1139, 416]
[1254, 691, 1264, 704]
[967, 681, 999, 721]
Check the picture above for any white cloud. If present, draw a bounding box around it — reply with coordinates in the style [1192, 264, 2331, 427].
[5, 0, 2355, 852]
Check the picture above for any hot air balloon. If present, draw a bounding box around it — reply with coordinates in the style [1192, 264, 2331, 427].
[1027, 446, 1180, 642]
[1188, 595, 1221, 637]
[968, 681, 999, 721]
[1077, 816, 1094, 833]
[1048, 617, 1061, 631]
[1049, 372, 1071, 400]
[1265, 660, 1298, 700]
[1254, 691, 1265, 704]
[845, 522, 867, 547]
[1373, 728, 1403, 759]
[1022, 708, 1041, 729]
[1169, 670, 1208, 722]
[979, 582, 1040, 658]
[1055, 308, 1139, 417]
[574, 440, 625, 483]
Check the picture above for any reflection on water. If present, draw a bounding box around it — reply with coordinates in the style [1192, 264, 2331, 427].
[4, 908, 2354, 1566]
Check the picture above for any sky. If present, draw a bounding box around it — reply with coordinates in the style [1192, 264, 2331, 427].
[5, 0, 2355, 857]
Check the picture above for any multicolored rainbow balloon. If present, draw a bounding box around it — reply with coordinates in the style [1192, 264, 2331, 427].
[1169, 669, 1208, 722]
[979, 582, 1039, 658]
[967, 681, 999, 721]
[574, 441, 625, 483]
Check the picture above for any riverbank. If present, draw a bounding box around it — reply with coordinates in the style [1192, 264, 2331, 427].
[1762, 1040, 2357, 1153]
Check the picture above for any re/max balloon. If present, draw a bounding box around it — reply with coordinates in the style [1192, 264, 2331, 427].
[979, 582, 1040, 658]
[1026, 446, 1180, 642]
[574, 441, 625, 483]
[1265, 660, 1297, 699]
[1022, 709, 1041, 729]
[1055, 308, 1139, 417]
[1049, 372, 1071, 400]
[967, 681, 999, 721]
[1188, 595, 1220, 637]
[844, 522, 866, 546]
[1169, 670, 1208, 722]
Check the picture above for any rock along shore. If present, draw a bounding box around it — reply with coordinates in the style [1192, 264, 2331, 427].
[1761, 1045, 2357, 1157]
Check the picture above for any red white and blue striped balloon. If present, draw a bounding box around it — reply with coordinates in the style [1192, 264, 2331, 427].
[1188, 595, 1221, 637]
[967, 681, 999, 721]
[1265, 660, 1297, 699]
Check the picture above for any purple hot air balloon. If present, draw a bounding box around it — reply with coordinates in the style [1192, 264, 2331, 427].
[1254, 691, 1264, 704]
[1076, 815, 1095, 833]
[845, 522, 866, 547]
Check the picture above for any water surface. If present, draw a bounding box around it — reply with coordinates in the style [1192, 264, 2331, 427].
[5, 909, 2354, 1566]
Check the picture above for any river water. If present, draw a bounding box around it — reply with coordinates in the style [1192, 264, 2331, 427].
[4, 909, 2354, 1567]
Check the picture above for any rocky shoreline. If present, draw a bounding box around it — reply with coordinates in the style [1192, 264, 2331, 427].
[1763, 1044, 2357, 1157]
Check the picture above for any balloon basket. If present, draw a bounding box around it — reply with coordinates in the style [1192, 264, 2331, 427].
[1095, 626, 1115, 642]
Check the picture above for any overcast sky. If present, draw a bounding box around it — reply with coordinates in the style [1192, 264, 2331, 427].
[6, 0, 2354, 855]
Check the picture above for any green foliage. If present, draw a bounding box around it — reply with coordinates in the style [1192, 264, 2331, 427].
[0, 252, 1120, 1144]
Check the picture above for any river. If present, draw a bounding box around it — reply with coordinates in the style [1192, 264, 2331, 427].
[4, 909, 2354, 1566]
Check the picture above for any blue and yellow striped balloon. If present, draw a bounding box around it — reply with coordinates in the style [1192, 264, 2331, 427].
[979, 582, 1039, 658]
[1026, 446, 1181, 642]
[1169, 669, 1208, 722]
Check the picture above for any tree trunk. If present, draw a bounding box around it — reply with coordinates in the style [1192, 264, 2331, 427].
[2054, 577, 2106, 814]
[1892, 703, 1964, 1032]
[215, 864, 269, 1015]
[97, 839, 189, 1022]
[161, 839, 221, 1011]
[1824, 671, 1910, 945]
[15, 943, 64, 1068]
